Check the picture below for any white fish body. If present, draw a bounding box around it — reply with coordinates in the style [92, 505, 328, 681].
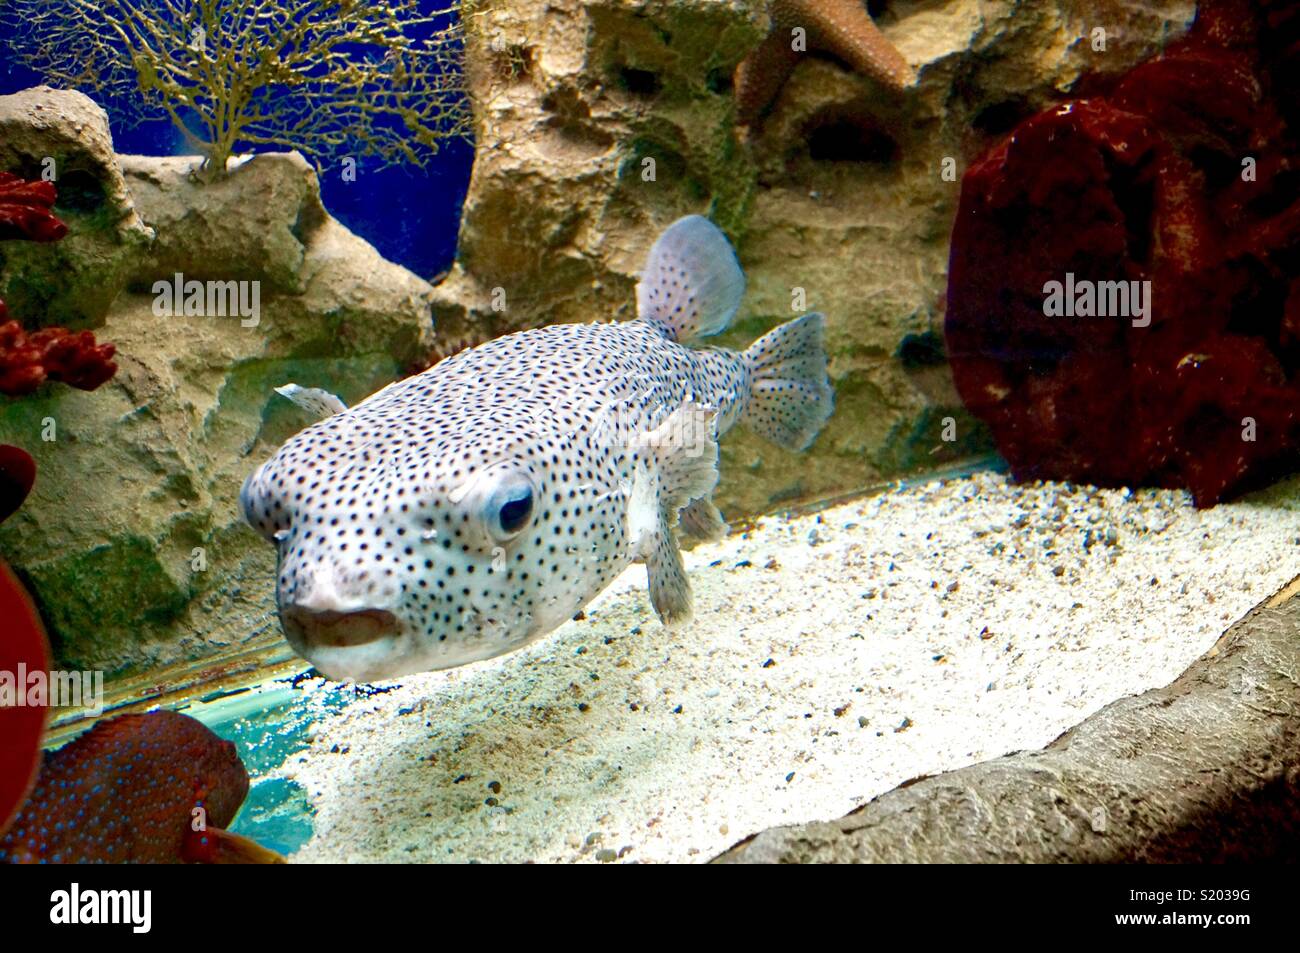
[240, 216, 834, 681]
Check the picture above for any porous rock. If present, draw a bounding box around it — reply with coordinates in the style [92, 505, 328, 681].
[0, 86, 152, 325]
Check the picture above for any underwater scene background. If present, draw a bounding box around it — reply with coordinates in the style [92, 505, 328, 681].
[0, 0, 1298, 864]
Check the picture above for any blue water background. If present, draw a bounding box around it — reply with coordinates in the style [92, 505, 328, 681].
[0, 1, 473, 278]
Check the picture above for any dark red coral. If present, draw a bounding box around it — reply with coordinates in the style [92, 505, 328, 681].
[0, 171, 68, 242]
[0, 445, 35, 524]
[0, 562, 51, 840]
[0, 312, 117, 396]
[0, 172, 117, 396]
[944, 0, 1300, 506]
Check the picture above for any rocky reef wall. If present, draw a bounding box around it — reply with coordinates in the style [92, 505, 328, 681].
[0, 88, 434, 672]
[439, 0, 1196, 514]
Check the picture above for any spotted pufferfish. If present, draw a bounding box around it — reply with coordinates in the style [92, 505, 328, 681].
[240, 216, 834, 681]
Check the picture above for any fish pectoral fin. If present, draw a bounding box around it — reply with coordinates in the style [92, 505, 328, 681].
[679, 496, 729, 541]
[646, 515, 693, 628]
[275, 383, 348, 421]
[627, 402, 720, 626]
[626, 460, 661, 561]
[184, 826, 287, 864]
[632, 401, 721, 517]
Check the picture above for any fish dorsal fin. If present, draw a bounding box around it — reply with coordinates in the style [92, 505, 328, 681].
[275, 383, 347, 421]
[635, 215, 745, 342]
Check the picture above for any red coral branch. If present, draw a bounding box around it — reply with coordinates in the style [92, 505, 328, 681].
[0, 171, 68, 242]
[0, 313, 117, 396]
[0, 172, 117, 396]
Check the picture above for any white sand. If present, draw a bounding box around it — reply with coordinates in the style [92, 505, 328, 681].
[273, 471, 1300, 863]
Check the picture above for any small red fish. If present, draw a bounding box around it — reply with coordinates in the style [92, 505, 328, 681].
[0, 710, 284, 864]
[0, 560, 49, 837]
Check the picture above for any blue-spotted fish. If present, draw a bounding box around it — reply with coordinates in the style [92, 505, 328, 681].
[240, 216, 834, 681]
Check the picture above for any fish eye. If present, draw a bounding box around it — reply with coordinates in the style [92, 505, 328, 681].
[498, 491, 533, 534]
[486, 476, 535, 540]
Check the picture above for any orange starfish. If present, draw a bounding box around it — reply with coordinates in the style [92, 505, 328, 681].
[735, 0, 916, 125]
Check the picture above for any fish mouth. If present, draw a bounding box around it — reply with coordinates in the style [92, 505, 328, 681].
[276, 594, 542, 681]
[279, 605, 407, 682]
[281, 606, 400, 649]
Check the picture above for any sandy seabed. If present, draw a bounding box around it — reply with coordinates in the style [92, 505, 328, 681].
[272, 471, 1300, 863]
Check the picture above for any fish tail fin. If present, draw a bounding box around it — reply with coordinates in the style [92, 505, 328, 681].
[741, 313, 835, 451]
[635, 215, 745, 342]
